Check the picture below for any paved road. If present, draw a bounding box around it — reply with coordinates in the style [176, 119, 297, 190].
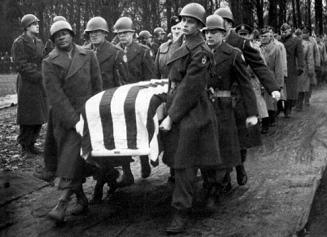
[2, 86, 327, 237]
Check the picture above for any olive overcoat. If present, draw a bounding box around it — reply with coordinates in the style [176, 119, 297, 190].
[11, 33, 47, 125]
[42, 44, 102, 179]
[84, 40, 129, 89]
[281, 34, 304, 100]
[117, 40, 155, 83]
[208, 42, 258, 168]
[162, 31, 221, 169]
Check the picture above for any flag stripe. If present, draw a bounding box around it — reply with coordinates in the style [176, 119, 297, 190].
[99, 88, 118, 150]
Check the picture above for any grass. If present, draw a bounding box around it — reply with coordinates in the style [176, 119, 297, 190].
[0, 74, 17, 97]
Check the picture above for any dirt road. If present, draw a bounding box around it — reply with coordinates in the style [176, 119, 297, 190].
[1, 86, 327, 237]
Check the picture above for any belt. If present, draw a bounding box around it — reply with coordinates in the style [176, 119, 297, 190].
[213, 90, 231, 97]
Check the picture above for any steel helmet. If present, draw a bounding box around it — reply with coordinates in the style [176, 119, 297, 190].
[153, 27, 165, 37]
[214, 8, 234, 24]
[21, 14, 39, 29]
[85, 16, 109, 33]
[202, 15, 226, 32]
[53, 16, 67, 23]
[179, 3, 206, 26]
[113, 17, 135, 33]
[50, 20, 74, 41]
[139, 30, 152, 39]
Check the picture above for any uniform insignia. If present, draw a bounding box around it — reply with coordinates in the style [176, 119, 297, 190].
[202, 56, 207, 64]
[123, 55, 127, 62]
[241, 25, 245, 30]
[150, 51, 153, 57]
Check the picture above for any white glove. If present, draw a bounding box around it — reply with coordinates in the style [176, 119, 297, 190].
[246, 116, 258, 128]
[271, 90, 281, 101]
[159, 115, 172, 132]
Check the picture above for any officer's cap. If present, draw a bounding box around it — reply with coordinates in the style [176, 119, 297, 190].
[170, 16, 180, 27]
[235, 24, 253, 35]
[301, 26, 311, 34]
[294, 28, 302, 36]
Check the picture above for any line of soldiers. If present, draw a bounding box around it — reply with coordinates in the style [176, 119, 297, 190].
[10, 2, 324, 235]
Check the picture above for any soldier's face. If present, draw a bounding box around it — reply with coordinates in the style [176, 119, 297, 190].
[118, 31, 133, 45]
[302, 32, 309, 40]
[89, 30, 106, 46]
[53, 30, 73, 51]
[260, 33, 272, 44]
[27, 22, 39, 34]
[171, 23, 182, 41]
[281, 29, 291, 38]
[205, 29, 224, 46]
[181, 16, 201, 36]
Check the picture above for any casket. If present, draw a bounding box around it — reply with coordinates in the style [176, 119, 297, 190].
[76, 79, 168, 164]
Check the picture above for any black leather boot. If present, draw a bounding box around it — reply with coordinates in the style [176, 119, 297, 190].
[71, 185, 89, 215]
[48, 189, 72, 222]
[140, 155, 151, 178]
[261, 117, 270, 134]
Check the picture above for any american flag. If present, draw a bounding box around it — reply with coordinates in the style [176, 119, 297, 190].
[76, 79, 168, 163]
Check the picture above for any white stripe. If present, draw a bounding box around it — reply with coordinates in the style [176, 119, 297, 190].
[84, 91, 105, 153]
[111, 84, 134, 148]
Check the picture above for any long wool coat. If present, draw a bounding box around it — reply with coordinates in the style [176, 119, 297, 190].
[117, 40, 155, 83]
[11, 33, 47, 125]
[281, 34, 304, 100]
[208, 42, 258, 169]
[42, 44, 102, 179]
[298, 39, 315, 92]
[84, 40, 129, 89]
[162, 31, 221, 169]
[261, 40, 284, 111]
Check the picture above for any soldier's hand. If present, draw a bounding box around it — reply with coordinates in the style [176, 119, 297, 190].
[245, 116, 258, 128]
[271, 90, 280, 101]
[159, 116, 172, 132]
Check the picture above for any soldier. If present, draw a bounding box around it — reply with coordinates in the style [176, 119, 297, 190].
[84, 16, 128, 89]
[307, 30, 321, 106]
[259, 28, 284, 133]
[151, 27, 165, 56]
[44, 16, 67, 56]
[215, 7, 280, 189]
[280, 23, 304, 117]
[84, 16, 129, 203]
[113, 16, 155, 187]
[11, 14, 47, 159]
[159, 3, 221, 234]
[203, 15, 258, 209]
[154, 16, 182, 79]
[43, 20, 102, 222]
[235, 24, 269, 133]
[294, 28, 314, 112]
[138, 30, 155, 58]
[154, 16, 182, 184]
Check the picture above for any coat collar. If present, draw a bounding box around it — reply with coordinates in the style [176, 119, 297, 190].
[213, 42, 233, 65]
[20, 33, 41, 51]
[85, 41, 116, 64]
[167, 31, 205, 64]
[49, 44, 87, 79]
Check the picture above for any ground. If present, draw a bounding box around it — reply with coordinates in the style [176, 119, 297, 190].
[1, 74, 327, 237]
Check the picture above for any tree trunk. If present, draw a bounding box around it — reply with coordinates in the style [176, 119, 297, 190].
[315, 0, 323, 35]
